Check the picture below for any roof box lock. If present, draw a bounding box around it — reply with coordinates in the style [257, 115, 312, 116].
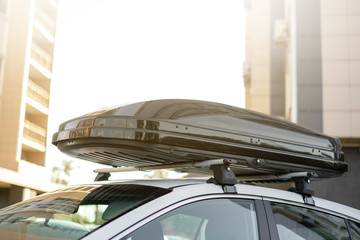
[248, 158, 266, 168]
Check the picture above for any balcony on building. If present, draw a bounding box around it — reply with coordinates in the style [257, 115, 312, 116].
[23, 77, 49, 166]
[27, 78, 50, 112]
[21, 0, 58, 168]
[31, 0, 56, 79]
[33, 4, 56, 43]
[37, 0, 58, 21]
[30, 41, 53, 77]
[22, 119, 47, 166]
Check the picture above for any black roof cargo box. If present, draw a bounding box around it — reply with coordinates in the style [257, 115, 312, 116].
[52, 99, 347, 179]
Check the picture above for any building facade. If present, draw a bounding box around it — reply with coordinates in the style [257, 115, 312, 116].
[244, 0, 360, 209]
[0, 0, 60, 208]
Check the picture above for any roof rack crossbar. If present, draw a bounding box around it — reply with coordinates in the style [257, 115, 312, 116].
[237, 172, 317, 183]
[94, 158, 227, 175]
[238, 171, 318, 205]
[93, 158, 232, 181]
[93, 159, 317, 203]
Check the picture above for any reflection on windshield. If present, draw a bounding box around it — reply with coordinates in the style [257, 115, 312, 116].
[0, 184, 171, 240]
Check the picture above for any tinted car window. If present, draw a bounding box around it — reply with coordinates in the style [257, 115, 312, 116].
[271, 202, 350, 240]
[122, 198, 259, 240]
[349, 221, 360, 240]
[0, 184, 170, 240]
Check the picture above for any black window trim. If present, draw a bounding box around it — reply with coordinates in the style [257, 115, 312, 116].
[263, 200, 280, 240]
[264, 199, 356, 240]
[345, 219, 360, 240]
[255, 199, 272, 240]
[345, 219, 354, 240]
[263, 197, 359, 222]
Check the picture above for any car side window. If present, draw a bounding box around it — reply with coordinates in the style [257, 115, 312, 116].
[121, 198, 259, 240]
[271, 202, 350, 240]
[349, 221, 360, 240]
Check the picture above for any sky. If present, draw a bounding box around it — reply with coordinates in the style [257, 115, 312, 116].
[48, 0, 246, 184]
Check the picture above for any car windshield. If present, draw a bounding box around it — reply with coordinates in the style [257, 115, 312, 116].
[0, 184, 171, 240]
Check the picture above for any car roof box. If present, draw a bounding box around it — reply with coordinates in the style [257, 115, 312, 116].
[52, 99, 347, 179]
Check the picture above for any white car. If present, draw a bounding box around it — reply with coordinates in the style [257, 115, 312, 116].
[0, 100, 358, 240]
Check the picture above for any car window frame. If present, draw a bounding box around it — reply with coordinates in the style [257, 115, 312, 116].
[263, 199, 355, 240]
[108, 194, 269, 240]
[82, 183, 226, 240]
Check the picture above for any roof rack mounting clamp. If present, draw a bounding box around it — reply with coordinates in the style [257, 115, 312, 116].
[95, 172, 111, 181]
[290, 172, 317, 205]
[207, 159, 237, 194]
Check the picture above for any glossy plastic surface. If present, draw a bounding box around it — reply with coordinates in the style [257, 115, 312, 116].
[52, 99, 347, 178]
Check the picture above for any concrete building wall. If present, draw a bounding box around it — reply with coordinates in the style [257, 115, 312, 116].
[0, 0, 61, 207]
[270, 0, 286, 118]
[244, 0, 288, 118]
[313, 147, 360, 209]
[312, 0, 360, 210]
[0, 0, 34, 171]
[245, 0, 360, 209]
[295, 0, 323, 132]
[244, 0, 272, 114]
[0, 0, 10, 97]
[320, 0, 360, 139]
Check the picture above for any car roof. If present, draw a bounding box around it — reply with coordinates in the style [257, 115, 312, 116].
[75, 178, 360, 221]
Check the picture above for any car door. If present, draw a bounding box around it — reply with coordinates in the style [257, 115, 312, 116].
[110, 195, 270, 240]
